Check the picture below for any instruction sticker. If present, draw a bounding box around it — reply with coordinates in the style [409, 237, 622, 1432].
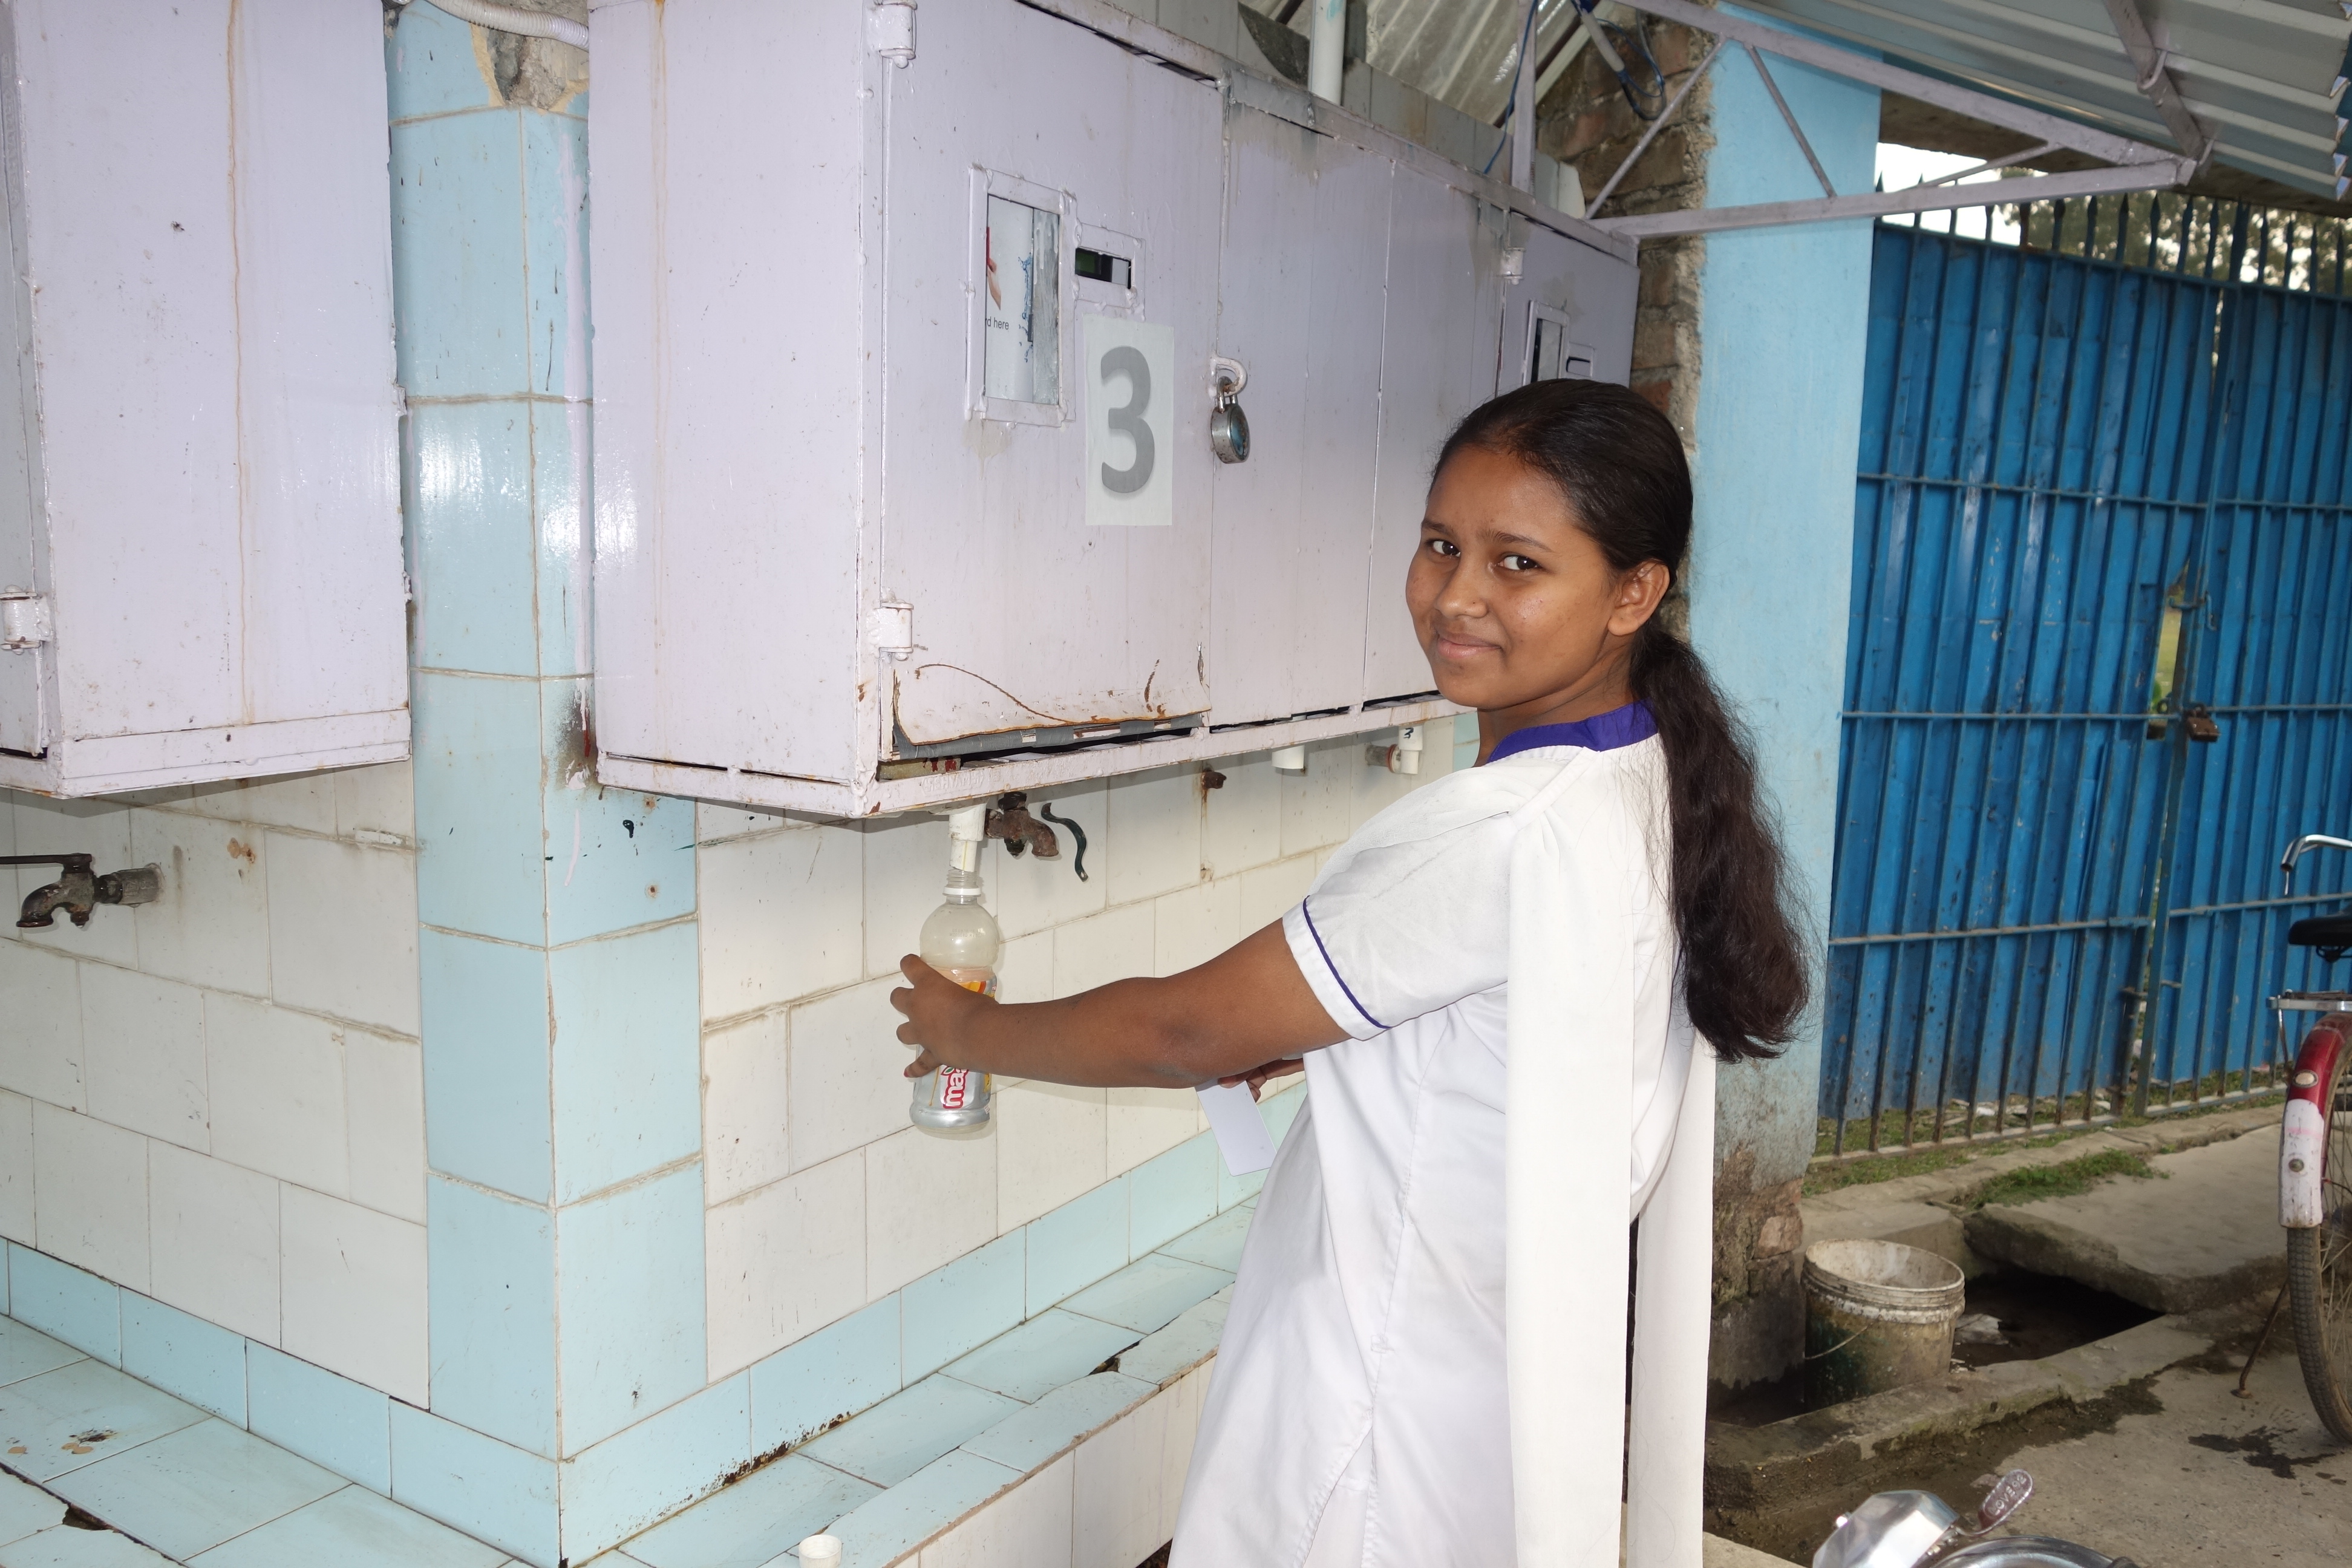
[1083, 313, 1175, 528]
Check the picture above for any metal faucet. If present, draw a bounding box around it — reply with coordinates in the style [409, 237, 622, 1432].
[2, 854, 163, 928]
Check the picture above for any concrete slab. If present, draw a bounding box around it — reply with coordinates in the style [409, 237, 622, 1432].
[1963, 1129, 2286, 1313]
[1802, 1194, 1975, 1273]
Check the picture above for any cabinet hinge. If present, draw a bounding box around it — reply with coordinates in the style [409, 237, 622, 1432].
[868, 2, 915, 66]
[870, 600, 915, 661]
[1, 592, 50, 649]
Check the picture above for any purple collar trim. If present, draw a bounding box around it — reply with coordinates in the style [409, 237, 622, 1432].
[1482, 701, 1658, 764]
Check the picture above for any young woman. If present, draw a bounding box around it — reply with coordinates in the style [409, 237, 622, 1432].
[891, 379, 1808, 1566]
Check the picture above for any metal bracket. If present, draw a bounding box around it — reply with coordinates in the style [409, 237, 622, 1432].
[868, 1, 915, 67]
[2096, 0, 2213, 168]
[1586, 0, 2196, 240]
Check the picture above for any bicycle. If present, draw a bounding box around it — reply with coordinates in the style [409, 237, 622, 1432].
[2274, 831, 2352, 1440]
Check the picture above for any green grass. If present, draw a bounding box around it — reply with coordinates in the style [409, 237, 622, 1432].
[1961, 1149, 2165, 1210]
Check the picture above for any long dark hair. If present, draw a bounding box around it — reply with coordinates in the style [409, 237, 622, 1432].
[1435, 379, 1808, 1062]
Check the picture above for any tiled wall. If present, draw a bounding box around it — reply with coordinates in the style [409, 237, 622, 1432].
[691, 735, 1452, 1388]
[0, 769, 426, 1401]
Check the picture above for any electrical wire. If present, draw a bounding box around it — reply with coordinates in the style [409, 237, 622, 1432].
[1572, 0, 1667, 121]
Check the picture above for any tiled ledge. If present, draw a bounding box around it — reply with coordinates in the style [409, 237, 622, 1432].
[590, 1204, 1248, 1568]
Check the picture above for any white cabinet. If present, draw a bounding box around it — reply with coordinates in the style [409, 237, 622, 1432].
[588, 0, 1637, 817]
[0, 1, 405, 797]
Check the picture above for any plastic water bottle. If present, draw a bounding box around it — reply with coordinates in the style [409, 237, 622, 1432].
[909, 814, 999, 1132]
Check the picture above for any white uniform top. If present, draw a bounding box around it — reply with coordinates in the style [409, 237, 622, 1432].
[1172, 715, 1697, 1568]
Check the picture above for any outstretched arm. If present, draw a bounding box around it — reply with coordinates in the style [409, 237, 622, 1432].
[891, 921, 1346, 1089]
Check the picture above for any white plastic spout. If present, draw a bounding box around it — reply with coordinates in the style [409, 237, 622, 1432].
[1396, 724, 1424, 775]
[1272, 745, 1308, 774]
[945, 802, 987, 878]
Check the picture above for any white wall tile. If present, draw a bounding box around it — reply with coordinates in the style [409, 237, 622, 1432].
[1199, 754, 1279, 880]
[31, 1102, 148, 1290]
[129, 808, 272, 996]
[698, 823, 863, 1022]
[1157, 1365, 1210, 1539]
[280, 1184, 426, 1404]
[345, 1030, 425, 1224]
[704, 1152, 865, 1381]
[333, 760, 416, 840]
[995, 784, 1106, 939]
[81, 964, 207, 1151]
[182, 773, 335, 834]
[1151, 879, 1240, 978]
[206, 993, 348, 1197]
[13, 794, 136, 967]
[996, 930, 1051, 1004]
[996, 1082, 1105, 1232]
[693, 799, 797, 844]
[1105, 768, 1204, 907]
[1236, 856, 1317, 936]
[148, 1143, 279, 1343]
[861, 813, 952, 981]
[924, 1451, 1074, 1568]
[1107, 1088, 1197, 1177]
[788, 977, 912, 1176]
[703, 1011, 790, 1205]
[0, 942, 82, 1109]
[1073, 1380, 1175, 1568]
[1278, 740, 1356, 859]
[865, 1125, 994, 1300]
[266, 832, 420, 1036]
[1052, 904, 1153, 999]
[0, 1089, 32, 1244]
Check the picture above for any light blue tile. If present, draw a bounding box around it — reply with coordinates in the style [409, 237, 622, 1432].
[413, 673, 547, 948]
[47, 1419, 340, 1561]
[900, 1234, 1024, 1383]
[558, 1376, 748, 1564]
[0, 1524, 177, 1566]
[186, 1483, 509, 1568]
[408, 400, 537, 678]
[622, 1452, 876, 1568]
[385, 0, 502, 122]
[428, 1179, 555, 1457]
[541, 718, 695, 946]
[959, 1371, 1154, 1474]
[522, 113, 591, 403]
[1114, 1293, 1228, 1389]
[554, 1164, 705, 1451]
[549, 925, 701, 1201]
[530, 403, 591, 680]
[1158, 1203, 1253, 1273]
[747, 1298, 900, 1455]
[0, 1469, 65, 1546]
[246, 1345, 390, 1494]
[795, 1377, 1020, 1489]
[419, 930, 552, 1202]
[0, 1315, 85, 1387]
[941, 1312, 1135, 1404]
[389, 1403, 558, 1568]
[7, 1249, 119, 1366]
[1024, 1178, 1129, 1316]
[391, 111, 531, 398]
[0, 1361, 204, 1482]
[1128, 1135, 1216, 1255]
[1060, 1254, 1231, 1336]
[119, 1296, 244, 1423]
[816, 1449, 1019, 1568]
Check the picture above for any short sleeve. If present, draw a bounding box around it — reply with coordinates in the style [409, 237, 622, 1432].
[1282, 814, 1517, 1039]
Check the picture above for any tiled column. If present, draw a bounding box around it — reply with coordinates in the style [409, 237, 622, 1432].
[387, 8, 703, 1564]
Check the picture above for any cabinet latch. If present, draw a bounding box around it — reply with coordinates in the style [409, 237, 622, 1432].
[0, 593, 50, 650]
[868, 2, 915, 66]
[871, 600, 915, 661]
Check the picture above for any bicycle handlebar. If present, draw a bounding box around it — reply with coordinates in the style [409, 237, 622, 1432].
[2280, 834, 2352, 897]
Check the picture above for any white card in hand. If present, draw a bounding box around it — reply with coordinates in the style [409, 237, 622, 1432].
[1197, 1082, 1277, 1175]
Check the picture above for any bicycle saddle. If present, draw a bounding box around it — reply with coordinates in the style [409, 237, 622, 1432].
[2288, 909, 2352, 960]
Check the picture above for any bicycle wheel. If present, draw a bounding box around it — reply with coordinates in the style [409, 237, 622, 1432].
[2288, 1020, 2352, 1441]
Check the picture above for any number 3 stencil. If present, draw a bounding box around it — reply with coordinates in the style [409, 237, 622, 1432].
[1084, 315, 1174, 528]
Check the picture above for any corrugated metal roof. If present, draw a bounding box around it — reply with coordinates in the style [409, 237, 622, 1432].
[1251, 0, 2349, 204]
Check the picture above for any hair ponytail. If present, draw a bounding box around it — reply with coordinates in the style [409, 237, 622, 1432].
[1435, 380, 1809, 1062]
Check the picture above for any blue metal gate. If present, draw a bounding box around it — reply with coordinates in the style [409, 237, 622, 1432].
[1823, 206, 2352, 1155]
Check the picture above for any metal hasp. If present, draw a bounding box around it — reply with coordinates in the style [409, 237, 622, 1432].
[1584, 0, 2198, 239]
[3, 854, 163, 929]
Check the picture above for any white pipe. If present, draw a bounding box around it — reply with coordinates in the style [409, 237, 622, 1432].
[1272, 745, 1308, 774]
[1307, 0, 1345, 103]
[396, 0, 590, 52]
[1511, 5, 1538, 192]
[945, 802, 988, 875]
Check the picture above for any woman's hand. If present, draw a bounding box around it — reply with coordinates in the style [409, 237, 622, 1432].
[892, 956, 993, 1079]
[1219, 1059, 1305, 1101]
